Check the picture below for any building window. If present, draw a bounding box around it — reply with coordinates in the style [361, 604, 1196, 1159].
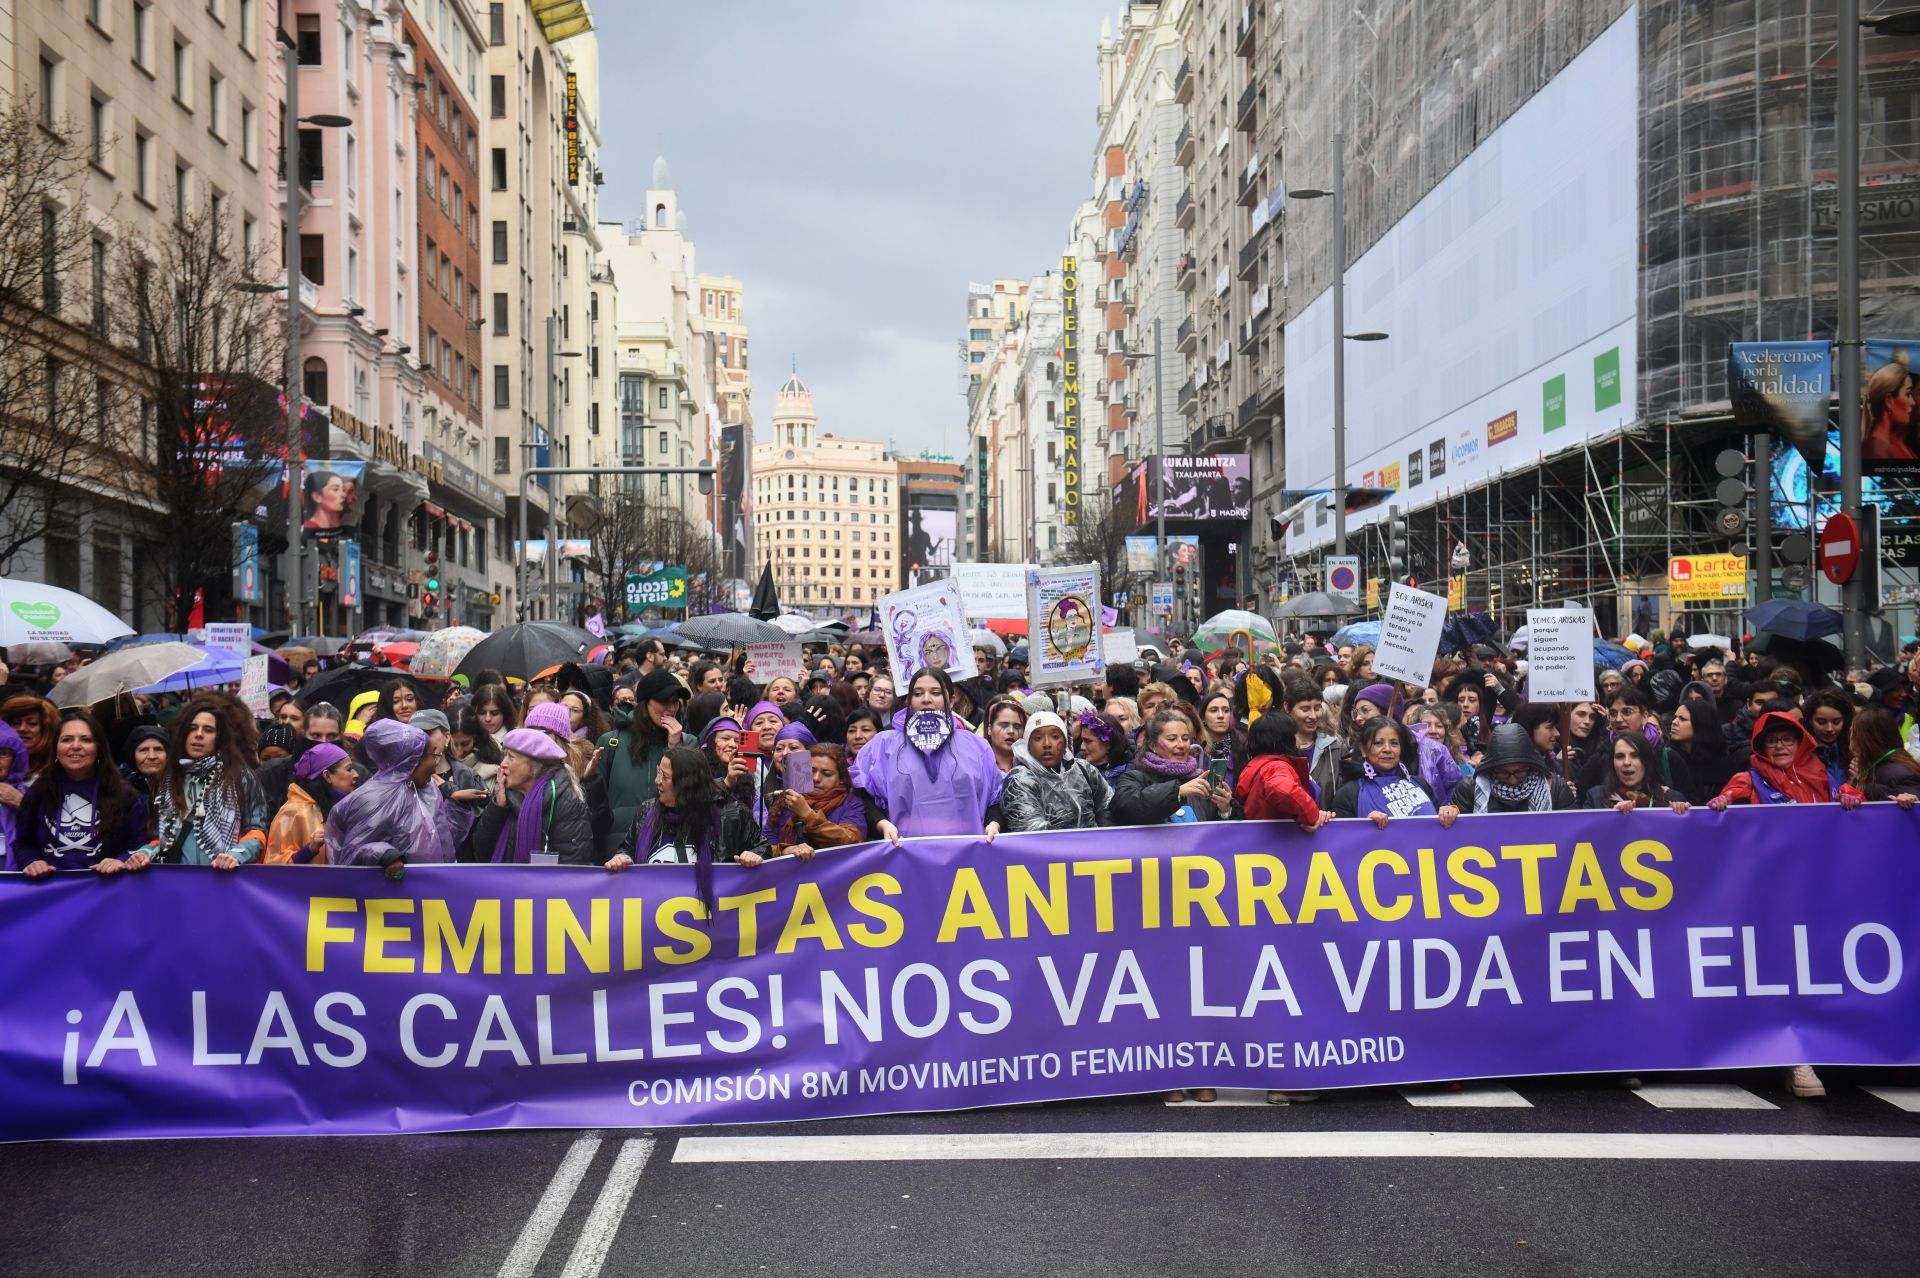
[488, 3, 505, 46]
[489, 75, 505, 117]
[91, 237, 108, 334]
[303, 356, 328, 404]
[296, 14, 321, 64]
[172, 39, 190, 106]
[134, 130, 154, 203]
[299, 233, 324, 285]
[491, 220, 508, 263]
[38, 55, 59, 129]
[208, 72, 225, 136]
[173, 162, 190, 220]
[657, 386, 668, 410]
[492, 292, 508, 332]
[490, 147, 506, 190]
[133, 4, 154, 71]
[240, 102, 257, 167]
[494, 436, 510, 473]
[493, 365, 509, 407]
[297, 128, 323, 185]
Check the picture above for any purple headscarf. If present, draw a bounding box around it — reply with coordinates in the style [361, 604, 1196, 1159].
[323, 720, 455, 866]
[849, 708, 1003, 838]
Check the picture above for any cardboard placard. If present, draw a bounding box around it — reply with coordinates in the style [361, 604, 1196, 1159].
[1371, 583, 1448, 688]
[1524, 607, 1597, 703]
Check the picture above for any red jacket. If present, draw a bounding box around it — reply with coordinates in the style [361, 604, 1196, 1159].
[1235, 753, 1322, 829]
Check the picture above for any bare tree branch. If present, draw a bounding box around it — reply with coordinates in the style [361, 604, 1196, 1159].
[112, 199, 288, 629]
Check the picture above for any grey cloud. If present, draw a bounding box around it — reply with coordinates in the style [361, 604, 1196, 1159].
[594, 0, 1112, 456]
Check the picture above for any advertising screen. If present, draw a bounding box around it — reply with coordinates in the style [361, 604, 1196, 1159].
[1117, 454, 1251, 528]
[1281, 10, 1639, 553]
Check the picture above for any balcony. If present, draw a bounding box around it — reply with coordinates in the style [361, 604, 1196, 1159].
[1238, 234, 1265, 280]
[1237, 156, 1261, 208]
[1177, 251, 1197, 290]
[1238, 312, 1263, 353]
[1238, 392, 1264, 431]
[1175, 122, 1195, 167]
[1177, 378, 1197, 410]
[1174, 56, 1192, 104]
[1236, 79, 1258, 130]
[1175, 186, 1195, 229]
[1235, 2, 1256, 55]
[1176, 314, 1198, 354]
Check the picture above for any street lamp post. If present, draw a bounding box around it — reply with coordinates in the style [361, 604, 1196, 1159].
[519, 462, 714, 624]
[258, 28, 350, 635]
[1292, 136, 1390, 563]
[523, 316, 583, 622]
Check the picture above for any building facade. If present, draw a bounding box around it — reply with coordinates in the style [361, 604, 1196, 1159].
[752, 372, 898, 614]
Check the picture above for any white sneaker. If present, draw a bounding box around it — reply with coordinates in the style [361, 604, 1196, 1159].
[1788, 1064, 1826, 1098]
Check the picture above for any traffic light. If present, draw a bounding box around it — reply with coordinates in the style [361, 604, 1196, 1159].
[421, 590, 437, 613]
[425, 550, 441, 594]
[1387, 508, 1411, 584]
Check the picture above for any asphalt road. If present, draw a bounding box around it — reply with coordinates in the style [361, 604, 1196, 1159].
[3, 1069, 1917, 1278]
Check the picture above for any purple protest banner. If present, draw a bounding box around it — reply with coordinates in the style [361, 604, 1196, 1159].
[1, 805, 1917, 1141]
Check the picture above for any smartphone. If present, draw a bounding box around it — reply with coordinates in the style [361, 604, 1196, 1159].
[782, 750, 815, 794]
[1206, 756, 1231, 787]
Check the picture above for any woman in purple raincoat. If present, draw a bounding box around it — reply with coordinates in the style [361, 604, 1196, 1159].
[324, 719, 456, 874]
[851, 667, 1003, 844]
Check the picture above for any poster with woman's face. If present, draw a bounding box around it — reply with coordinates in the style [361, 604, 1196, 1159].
[878, 580, 973, 683]
[1864, 339, 1920, 476]
[1027, 563, 1105, 688]
[301, 461, 368, 533]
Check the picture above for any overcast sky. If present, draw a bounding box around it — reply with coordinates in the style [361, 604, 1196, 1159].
[594, 1, 1113, 461]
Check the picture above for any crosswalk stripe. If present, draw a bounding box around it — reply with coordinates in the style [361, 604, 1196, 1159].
[1631, 1083, 1777, 1110]
[496, 1134, 604, 1278]
[1398, 1084, 1533, 1108]
[1862, 1086, 1920, 1113]
[672, 1131, 1920, 1163]
[558, 1138, 655, 1278]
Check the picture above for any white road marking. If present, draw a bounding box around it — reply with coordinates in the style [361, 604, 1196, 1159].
[672, 1131, 1920, 1164]
[1398, 1084, 1533, 1108]
[1163, 1088, 1274, 1107]
[496, 1133, 604, 1278]
[1631, 1083, 1778, 1110]
[559, 1138, 656, 1278]
[1862, 1086, 1920, 1113]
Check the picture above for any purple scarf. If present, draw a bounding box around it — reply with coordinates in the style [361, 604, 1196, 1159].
[1134, 745, 1205, 781]
[493, 766, 561, 864]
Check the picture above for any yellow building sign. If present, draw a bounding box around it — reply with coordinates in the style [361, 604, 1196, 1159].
[1668, 554, 1747, 602]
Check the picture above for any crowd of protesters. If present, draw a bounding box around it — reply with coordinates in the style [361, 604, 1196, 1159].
[2, 625, 1917, 1105]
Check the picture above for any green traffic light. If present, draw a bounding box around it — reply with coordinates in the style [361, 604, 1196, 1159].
[426, 577, 440, 591]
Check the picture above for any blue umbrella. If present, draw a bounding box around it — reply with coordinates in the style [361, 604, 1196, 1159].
[131, 646, 249, 694]
[1746, 598, 1844, 643]
[1592, 640, 1635, 671]
[1330, 621, 1382, 648]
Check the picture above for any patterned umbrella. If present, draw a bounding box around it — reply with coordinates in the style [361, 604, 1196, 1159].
[407, 626, 488, 680]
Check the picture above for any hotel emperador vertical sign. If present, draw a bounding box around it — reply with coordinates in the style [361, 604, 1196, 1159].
[1060, 255, 1080, 527]
[565, 73, 580, 185]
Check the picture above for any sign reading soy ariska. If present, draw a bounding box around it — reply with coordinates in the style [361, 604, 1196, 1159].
[1061, 254, 1080, 527]
[5, 806, 1916, 1141]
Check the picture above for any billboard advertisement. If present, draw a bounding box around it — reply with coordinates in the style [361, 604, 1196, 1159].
[1281, 10, 1638, 554]
[905, 505, 956, 576]
[1729, 341, 1832, 469]
[1863, 339, 1920, 477]
[1124, 534, 1200, 574]
[718, 422, 751, 584]
[1118, 454, 1251, 528]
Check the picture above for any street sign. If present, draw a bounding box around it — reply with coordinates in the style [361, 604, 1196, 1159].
[1781, 564, 1811, 593]
[624, 566, 689, 609]
[1669, 554, 1747, 603]
[1325, 555, 1360, 602]
[1818, 512, 1860, 585]
[1150, 581, 1174, 614]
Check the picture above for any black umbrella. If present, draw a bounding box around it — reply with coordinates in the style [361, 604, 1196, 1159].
[1274, 591, 1363, 619]
[1747, 598, 1844, 643]
[749, 564, 781, 621]
[672, 613, 790, 647]
[295, 664, 443, 710]
[451, 622, 596, 683]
